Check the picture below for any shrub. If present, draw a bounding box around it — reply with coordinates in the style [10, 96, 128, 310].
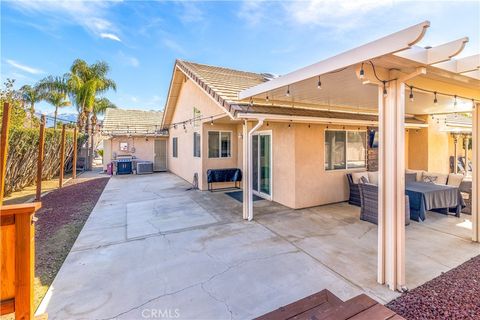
[4, 127, 85, 196]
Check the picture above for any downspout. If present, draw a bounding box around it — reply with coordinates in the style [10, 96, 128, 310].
[247, 118, 264, 221]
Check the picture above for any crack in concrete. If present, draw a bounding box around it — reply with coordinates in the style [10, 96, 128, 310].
[101, 249, 299, 320]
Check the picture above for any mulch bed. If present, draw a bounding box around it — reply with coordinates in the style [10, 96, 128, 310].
[35, 177, 109, 288]
[387, 255, 480, 320]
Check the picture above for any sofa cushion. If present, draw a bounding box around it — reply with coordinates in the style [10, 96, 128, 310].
[351, 171, 369, 184]
[423, 174, 438, 184]
[367, 172, 378, 185]
[405, 172, 417, 184]
[406, 169, 425, 182]
[423, 172, 448, 185]
[447, 173, 464, 187]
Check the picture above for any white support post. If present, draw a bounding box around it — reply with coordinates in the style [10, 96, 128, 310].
[378, 79, 406, 291]
[243, 121, 249, 220]
[473, 104, 479, 242]
[247, 119, 264, 221]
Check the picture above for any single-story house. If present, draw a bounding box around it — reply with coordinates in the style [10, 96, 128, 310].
[102, 108, 168, 172]
[160, 21, 479, 292]
[161, 61, 427, 209]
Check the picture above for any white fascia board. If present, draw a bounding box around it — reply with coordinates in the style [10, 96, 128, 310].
[395, 37, 468, 65]
[433, 54, 480, 74]
[238, 21, 430, 100]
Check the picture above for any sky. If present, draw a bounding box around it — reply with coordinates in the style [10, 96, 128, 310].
[1, 0, 479, 117]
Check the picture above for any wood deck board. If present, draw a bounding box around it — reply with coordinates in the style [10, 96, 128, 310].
[255, 291, 405, 320]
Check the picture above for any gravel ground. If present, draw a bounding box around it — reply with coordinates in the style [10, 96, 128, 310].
[34, 177, 109, 308]
[387, 255, 480, 320]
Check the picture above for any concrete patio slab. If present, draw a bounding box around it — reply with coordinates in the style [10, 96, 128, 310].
[37, 173, 480, 319]
[126, 196, 217, 239]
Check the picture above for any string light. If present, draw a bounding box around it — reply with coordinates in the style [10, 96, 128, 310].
[409, 86, 414, 102]
[434, 92, 438, 105]
[286, 85, 290, 97]
[183, 123, 186, 130]
[382, 81, 388, 98]
[210, 117, 214, 126]
[359, 63, 365, 79]
[317, 76, 322, 89]
[454, 95, 458, 107]
[266, 94, 269, 102]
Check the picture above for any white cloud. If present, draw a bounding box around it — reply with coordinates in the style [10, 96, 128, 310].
[100, 33, 122, 42]
[8, 0, 122, 41]
[177, 2, 204, 24]
[117, 51, 140, 67]
[163, 39, 187, 56]
[238, 1, 266, 26]
[6, 59, 44, 74]
[281, 0, 392, 31]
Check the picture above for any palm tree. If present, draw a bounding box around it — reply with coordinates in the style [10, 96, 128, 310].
[66, 59, 116, 133]
[65, 59, 116, 170]
[45, 91, 71, 129]
[91, 97, 116, 133]
[20, 84, 44, 127]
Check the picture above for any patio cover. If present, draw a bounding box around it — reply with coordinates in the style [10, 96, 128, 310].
[238, 20, 480, 292]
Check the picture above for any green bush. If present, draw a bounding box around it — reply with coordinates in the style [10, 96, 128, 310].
[4, 127, 86, 196]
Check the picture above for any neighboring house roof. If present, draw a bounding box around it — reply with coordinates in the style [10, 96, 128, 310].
[102, 108, 166, 136]
[162, 60, 426, 128]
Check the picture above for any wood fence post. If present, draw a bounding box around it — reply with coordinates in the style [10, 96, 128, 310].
[35, 115, 46, 201]
[0, 102, 11, 204]
[72, 127, 77, 179]
[59, 124, 66, 188]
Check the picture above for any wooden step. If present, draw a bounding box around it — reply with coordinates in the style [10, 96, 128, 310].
[255, 291, 405, 320]
[255, 290, 343, 320]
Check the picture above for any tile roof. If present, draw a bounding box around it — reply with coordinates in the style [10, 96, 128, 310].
[102, 108, 165, 135]
[176, 60, 268, 105]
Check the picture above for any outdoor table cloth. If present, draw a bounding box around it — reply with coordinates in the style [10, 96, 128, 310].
[406, 182, 465, 222]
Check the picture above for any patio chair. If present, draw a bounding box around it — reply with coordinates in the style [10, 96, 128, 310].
[346, 173, 361, 206]
[459, 180, 472, 214]
[358, 182, 410, 226]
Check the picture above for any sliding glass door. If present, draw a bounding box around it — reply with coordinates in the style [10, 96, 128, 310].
[252, 131, 272, 199]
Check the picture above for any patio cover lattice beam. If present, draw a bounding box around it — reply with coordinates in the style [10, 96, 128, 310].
[238, 21, 430, 100]
[394, 37, 468, 65]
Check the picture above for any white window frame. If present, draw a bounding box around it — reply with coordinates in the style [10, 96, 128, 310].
[172, 137, 178, 158]
[208, 130, 232, 159]
[193, 132, 201, 158]
[324, 129, 367, 171]
[193, 107, 201, 128]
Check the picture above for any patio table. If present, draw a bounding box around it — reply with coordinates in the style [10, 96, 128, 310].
[406, 182, 465, 222]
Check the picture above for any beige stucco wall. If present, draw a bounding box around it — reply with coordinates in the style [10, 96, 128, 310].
[244, 122, 367, 209]
[167, 77, 233, 189]
[407, 128, 429, 171]
[102, 136, 156, 171]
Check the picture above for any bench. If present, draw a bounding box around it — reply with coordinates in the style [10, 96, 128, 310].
[207, 168, 242, 192]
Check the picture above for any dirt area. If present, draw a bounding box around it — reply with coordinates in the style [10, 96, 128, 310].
[387, 255, 480, 319]
[3, 173, 74, 205]
[33, 176, 109, 309]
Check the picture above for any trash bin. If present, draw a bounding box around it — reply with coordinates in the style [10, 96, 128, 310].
[107, 162, 113, 175]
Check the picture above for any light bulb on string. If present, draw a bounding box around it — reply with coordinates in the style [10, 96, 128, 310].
[454, 95, 457, 107]
[210, 117, 214, 126]
[266, 94, 269, 102]
[409, 86, 414, 102]
[382, 82, 387, 98]
[359, 63, 365, 79]
[286, 86, 290, 97]
[433, 92, 438, 105]
[317, 76, 322, 89]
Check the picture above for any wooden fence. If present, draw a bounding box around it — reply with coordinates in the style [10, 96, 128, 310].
[0, 102, 79, 319]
